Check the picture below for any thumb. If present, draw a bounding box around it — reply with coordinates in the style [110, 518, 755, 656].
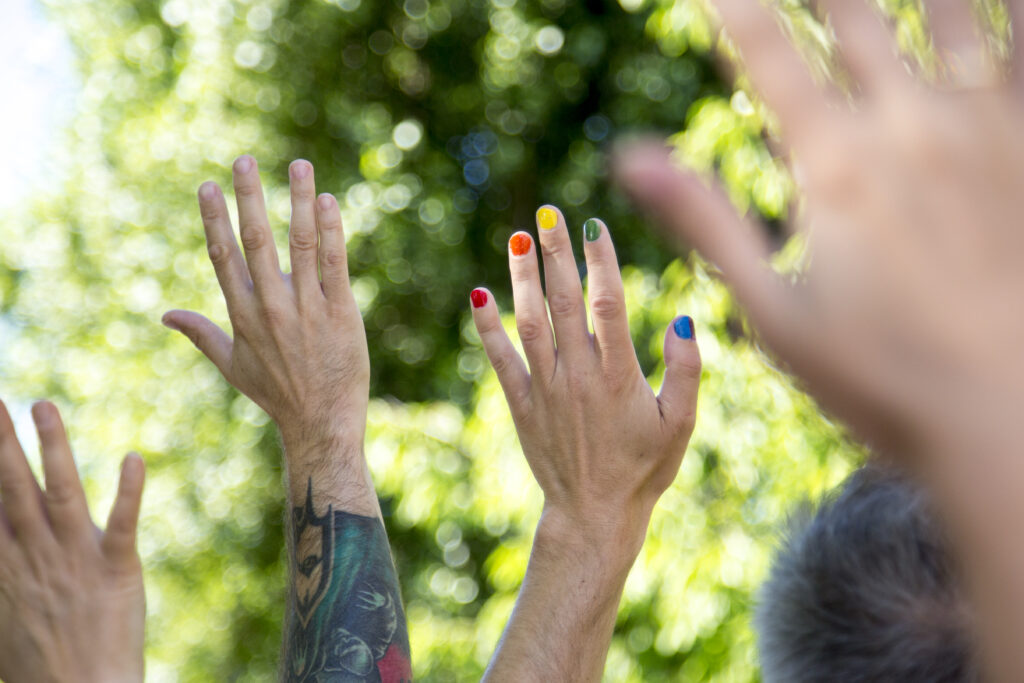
[162, 309, 233, 376]
[612, 140, 798, 350]
[102, 453, 145, 563]
[657, 316, 702, 440]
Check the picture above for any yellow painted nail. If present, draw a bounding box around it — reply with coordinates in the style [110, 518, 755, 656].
[537, 207, 558, 231]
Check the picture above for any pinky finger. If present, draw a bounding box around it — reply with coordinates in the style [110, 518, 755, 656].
[470, 288, 531, 416]
[316, 193, 351, 301]
[101, 453, 145, 563]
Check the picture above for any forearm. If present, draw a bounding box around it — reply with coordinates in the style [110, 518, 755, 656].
[911, 380, 1024, 682]
[280, 434, 411, 682]
[483, 507, 647, 683]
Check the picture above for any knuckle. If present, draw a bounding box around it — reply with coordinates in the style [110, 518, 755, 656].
[45, 482, 76, 508]
[239, 225, 268, 251]
[488, 350, 516, 377]
[259, 302, 289, 326]
[199, 203, 223, 224]
[589, 293, 624, 321]
[547, 291, 581, 318]
[320, 249, 346, 268]
[289, 230, 317, 252]
[207, 243, 231, 265]
[318, 216, 341, 233]
[539, 238, 570, 260]
[235, 181, 261, 199]
[516, 318, 548, 345]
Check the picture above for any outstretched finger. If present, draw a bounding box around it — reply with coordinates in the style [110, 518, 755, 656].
[197, 181, 251, 313]
[1012, 0, 1024, 90]
[714, 0, 836, 145]
[816, 0, 910, 93]
[922, 0, 988, 84]
[581, 218, 635, 374]
[657, 317, 702, 440]
[232, 155, 284, 300]
[161, 310, 234, 378]
[288, 160, 322, 304]
[612, 141, 799, 355]
[535, 206, 590, 362]
[471, 288, 531, 418]
[102, 453, 145, 563]
[316, 193, 351, 302]
[0, 400, 46, 539]
[508, 231, 556, 381]
[32, 401, 92, 540]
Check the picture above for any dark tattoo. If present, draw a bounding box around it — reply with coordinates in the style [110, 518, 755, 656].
[285, 479, 411, 682]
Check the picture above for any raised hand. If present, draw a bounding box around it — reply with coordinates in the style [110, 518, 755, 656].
[162, 156, 371, 509]
[614, 0, 1024, 457]
[163, 157, 410, 681]
[0, 399, 145, 683]
[613, 0, 1024, 678]
[474, 206, 701, 682]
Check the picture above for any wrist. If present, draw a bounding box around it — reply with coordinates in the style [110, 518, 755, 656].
[535, 500, 651, 574]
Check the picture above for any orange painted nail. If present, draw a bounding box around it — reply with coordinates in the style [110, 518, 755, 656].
[509, 233, 532, 256]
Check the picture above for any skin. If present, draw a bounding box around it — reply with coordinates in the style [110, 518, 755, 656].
[163, 157, 410, 682]
[0, 399, 146, 683]
[613, 0, 1024, 678]
[473, 207, 701, 682]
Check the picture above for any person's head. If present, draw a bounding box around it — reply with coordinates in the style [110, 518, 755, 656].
[755, 463, 978, 682]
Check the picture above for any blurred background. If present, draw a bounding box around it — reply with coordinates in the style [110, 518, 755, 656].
[0, 0, 960, 679]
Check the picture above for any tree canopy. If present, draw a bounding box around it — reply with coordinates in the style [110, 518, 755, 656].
[0, 0, 922, 679]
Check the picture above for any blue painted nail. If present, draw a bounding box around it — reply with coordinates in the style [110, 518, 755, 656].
[673, 316, 694, 340]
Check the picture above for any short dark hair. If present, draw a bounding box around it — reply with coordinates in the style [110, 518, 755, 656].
[755, 463, 978, 682]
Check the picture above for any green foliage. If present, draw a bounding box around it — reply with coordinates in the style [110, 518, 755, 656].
[0, 0, 878, 679]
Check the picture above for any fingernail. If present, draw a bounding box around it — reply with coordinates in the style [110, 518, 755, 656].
[471, 288, 488, 308]
[31, 401, 53, 426]
[536, 206, 558, 231]
[290, 160, 310, 179]
[673, 316, 695, 340]
[509, 233, 532, 256]
[234, 155, 253, 173]
[198, 182, 218, 200]
[161, 315, 180, 332]
[584, 218, 601, 242]
[318, 194, 335, 210]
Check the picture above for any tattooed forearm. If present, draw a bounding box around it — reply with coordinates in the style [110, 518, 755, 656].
[285, 479, 412, 682]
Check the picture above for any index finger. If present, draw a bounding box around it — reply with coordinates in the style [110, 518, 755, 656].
[0, 400, 47, 539]
[32, 401, 93, 541]
[197, 181, 252, 314]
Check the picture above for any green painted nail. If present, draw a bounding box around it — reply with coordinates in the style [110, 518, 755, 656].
[584, 218, 601, 242]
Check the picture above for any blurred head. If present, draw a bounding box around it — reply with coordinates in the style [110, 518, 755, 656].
[755, 464, 978, 682]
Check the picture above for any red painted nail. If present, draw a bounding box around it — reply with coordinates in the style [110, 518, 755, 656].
[471, 288, 488, 308]
[509, 233, 532, 256]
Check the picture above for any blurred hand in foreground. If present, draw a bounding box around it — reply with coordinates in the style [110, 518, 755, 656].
[614, 0, 1024, 678]
[614, 0, 1024, 456]
[473, 206, 701, 682]
[162, 156, 374, 512]
[0, 399, 145, 683]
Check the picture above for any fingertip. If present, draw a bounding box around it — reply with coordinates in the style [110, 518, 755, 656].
[317, 193, 337, 210]
[289, 159, 312, 179]
[30, 400, 58, 429]
[122, 453, 146, 488]
[470, 287, 490, 310]
[672, 315, 695, 341]
[198, 181, 220, 201]
[583, 217, 605, 244]
[509, 232, 533, 257]
[536, 204, 561, 232]
[233, 154, 255, 174]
